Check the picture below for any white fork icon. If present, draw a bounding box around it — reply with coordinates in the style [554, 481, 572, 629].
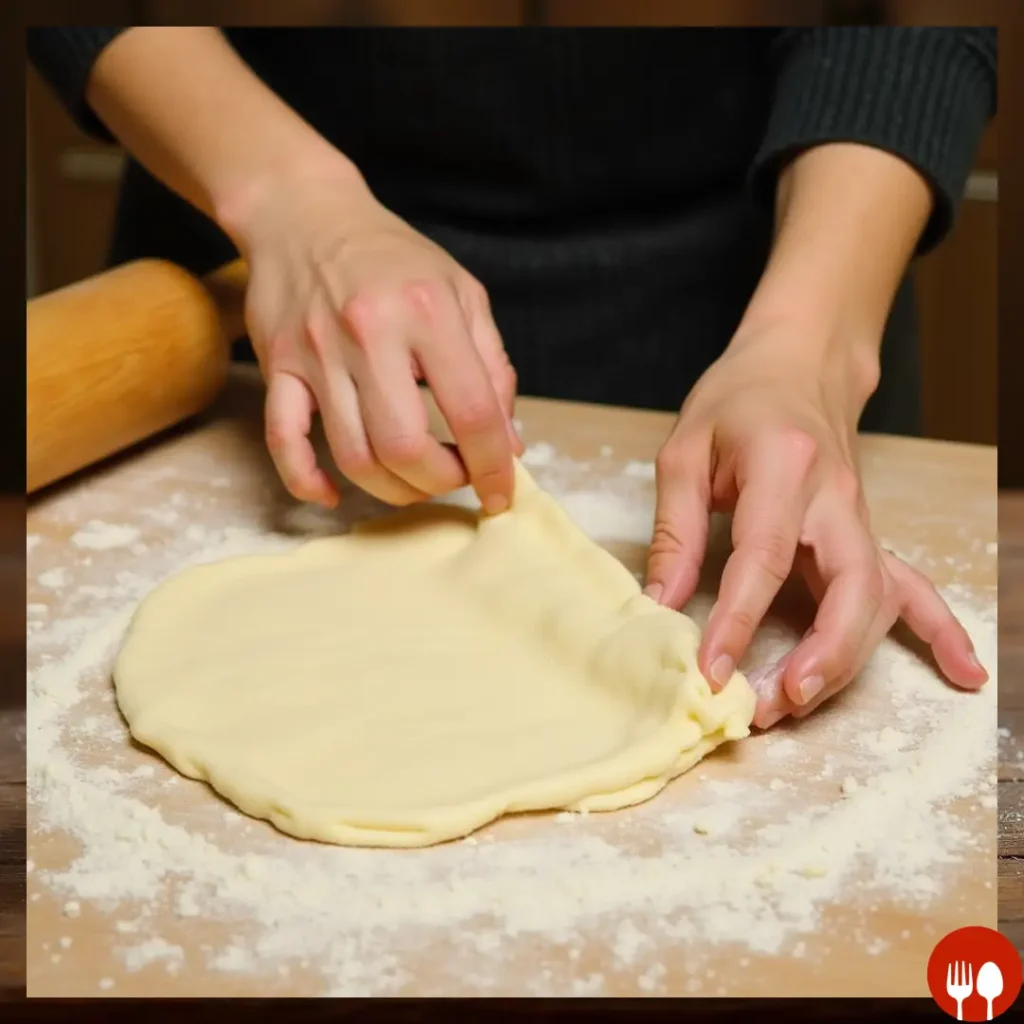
[947, 960, 974, 1020]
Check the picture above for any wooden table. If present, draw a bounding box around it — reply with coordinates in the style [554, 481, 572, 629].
[0, 495, 25, 998]
[998, 492, 1024, 951]
[25, 369, 997, 998]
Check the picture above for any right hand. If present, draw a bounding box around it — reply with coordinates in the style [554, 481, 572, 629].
[224, 159, 522, 511]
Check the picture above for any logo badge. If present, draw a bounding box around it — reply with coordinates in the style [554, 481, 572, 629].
[927, 926, 1022, 1020]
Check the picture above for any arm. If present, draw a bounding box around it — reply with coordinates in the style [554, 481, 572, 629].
[83, 27, 364, 239]
[30, 26, 518, 512]
[28, 28, 125, 141]
[735, 24, 996, 411]
[752, 26, 996, 255]
[647, 27, 994, 726]
[729, 140, 932, 424]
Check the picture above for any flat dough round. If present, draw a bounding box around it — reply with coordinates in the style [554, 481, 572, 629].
[114, 464, 754, 847]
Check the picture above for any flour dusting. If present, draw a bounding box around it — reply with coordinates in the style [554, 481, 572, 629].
[27, 436, 996, 997]
[71, 521, 141, 551]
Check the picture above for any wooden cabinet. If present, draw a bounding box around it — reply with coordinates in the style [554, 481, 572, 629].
[26, 67, 125, 297]
[538, 0, 824, 25]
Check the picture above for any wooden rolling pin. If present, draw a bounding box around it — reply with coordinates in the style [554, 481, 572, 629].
[27, 258, 249, 494]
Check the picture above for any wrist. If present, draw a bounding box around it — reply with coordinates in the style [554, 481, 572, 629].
[213, 143, 371, 252]
[727, 313, 881, 424]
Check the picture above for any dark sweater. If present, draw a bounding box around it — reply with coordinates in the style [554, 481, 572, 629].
[28, 27, 996, 432]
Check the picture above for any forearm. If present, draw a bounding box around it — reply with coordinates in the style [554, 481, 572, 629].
[87, 27, 366, 244]
[732, 142, 932, 405]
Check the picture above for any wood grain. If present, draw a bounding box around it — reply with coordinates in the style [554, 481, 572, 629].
[0, 494, 25, 995]
[1000, 492, 1024, 950]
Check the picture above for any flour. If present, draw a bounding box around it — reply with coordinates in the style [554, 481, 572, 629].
[520, 441, 557, 468]
[858, 727, 912, 756]
[38, 568, 67, 590]
[27, 436, 997, 997]
[70, 521, 141, 551]
[121, 938, 184, 972]
[623, 460, 656, 481]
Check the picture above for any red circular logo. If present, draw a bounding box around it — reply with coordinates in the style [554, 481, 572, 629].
[927, 927, 1022, 1020]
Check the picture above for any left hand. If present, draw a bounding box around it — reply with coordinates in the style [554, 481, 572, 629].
[643, 328, 989, 728]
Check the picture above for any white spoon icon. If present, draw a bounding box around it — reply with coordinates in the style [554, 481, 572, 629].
[977, 961, 1003, 1020]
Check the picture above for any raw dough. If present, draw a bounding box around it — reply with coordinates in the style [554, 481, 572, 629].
[114, 463, 755, 847]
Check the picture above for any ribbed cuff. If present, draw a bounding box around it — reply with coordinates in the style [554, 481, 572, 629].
[27, 27, 129, 143]
[751, 27, 996, 254]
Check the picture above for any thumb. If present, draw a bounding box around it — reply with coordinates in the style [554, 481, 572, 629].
[644, 437, 711, 610]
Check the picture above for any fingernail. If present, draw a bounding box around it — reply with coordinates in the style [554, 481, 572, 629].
[710, 654, 735, 686]
[643, 583, 663, 604]
[483, 494, 508, 515]
[968, 651, 988, 676]
[798, 674, 825, 704]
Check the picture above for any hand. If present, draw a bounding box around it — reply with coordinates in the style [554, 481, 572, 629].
[227, 159, 522, 510]
[643, 330, 988, 728]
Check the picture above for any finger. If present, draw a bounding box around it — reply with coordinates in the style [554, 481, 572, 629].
[644, 435, 711, 611]
[790, 590, 902, 719]
[459, 280, 522, 449]
[465, 324, 523, 457]
[700, 430, 816, 690]
[353, 342, 470, 497]
[781, 513, 886, 707]
[316, 367, 430, 506]
[885, 553, 989, 689]
[307, 299, 430, 506]
[264, 371, 340, 507]
[412, 284, 514, 513]
[746, 655, 799, 729]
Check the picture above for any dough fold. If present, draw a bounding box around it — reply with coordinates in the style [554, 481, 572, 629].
[115, 462, 755, 847]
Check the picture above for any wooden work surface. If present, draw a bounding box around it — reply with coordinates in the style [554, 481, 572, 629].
[26, 368, 997, 998]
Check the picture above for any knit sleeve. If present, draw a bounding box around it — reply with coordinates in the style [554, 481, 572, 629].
[751, 27, 997, 254]
[27, 28, 131, 143]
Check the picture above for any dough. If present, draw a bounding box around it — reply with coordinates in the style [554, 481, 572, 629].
[114, 463, 755, 847]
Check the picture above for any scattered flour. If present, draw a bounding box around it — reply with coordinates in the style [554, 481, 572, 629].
[765, 738, 800, 763]
[637, 961, 667, 993]
[71, 521, 141, 551]
[38, 568, 68, 590]
[26, 436, 997, 997]
[858, 727, 912, 756]
[120, 937, 185, 972]
[520, 441, 557, 468]
[623, 460, 656, 481]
